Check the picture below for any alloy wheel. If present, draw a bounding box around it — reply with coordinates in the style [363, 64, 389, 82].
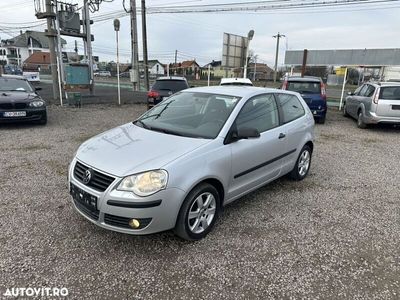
[187, 192, 216, 234]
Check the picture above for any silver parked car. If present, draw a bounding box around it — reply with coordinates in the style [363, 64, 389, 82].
[68, 86, 315, 240]
[343, 81, 400, 128]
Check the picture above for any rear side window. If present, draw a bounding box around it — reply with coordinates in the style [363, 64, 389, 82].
[286, 81, 321, 94]
[152, 80, 188, 92]
[276, 93, 305, 123]
[379, 86, 400, 100]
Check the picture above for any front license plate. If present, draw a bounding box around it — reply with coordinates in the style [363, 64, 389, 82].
[70, 183, 98, 210]
[3, 111, 26, 117]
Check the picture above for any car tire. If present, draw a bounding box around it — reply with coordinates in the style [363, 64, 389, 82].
[317, 115, 326, 124]
[357, 111, 367, 129]
[343, 103, 349, 117]
[37, 113, 47, 125]
[289, 145, 312, 181]
[174, 183, 220, 241]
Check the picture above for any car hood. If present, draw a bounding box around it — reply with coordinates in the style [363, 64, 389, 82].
[76, 122, 212, 177]
[0, 92, 39, 103]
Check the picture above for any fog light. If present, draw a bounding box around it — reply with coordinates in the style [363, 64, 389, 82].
[129, 219, 140, 229]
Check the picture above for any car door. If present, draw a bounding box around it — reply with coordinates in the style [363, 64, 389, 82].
[227, 93, 285, 200]
[274, 93, 308, 174]
[348, 84, 367, 117]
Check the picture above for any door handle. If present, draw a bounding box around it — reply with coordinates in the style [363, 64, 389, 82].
[278, 133, 286, 139]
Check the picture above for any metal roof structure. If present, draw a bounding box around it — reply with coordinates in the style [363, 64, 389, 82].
[285, 49, 400, 66]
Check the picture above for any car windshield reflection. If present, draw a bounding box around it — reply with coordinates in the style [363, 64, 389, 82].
[134, 92, 241, 139]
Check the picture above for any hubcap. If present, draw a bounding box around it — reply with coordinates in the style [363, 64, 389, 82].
[187, 192, 216, 234]
[298, 150, 310, 176]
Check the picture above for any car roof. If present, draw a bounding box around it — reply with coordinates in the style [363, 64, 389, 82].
[378, 81, 400, 86]
[286, 76, 322, 83]
[0, 74, 26, 80]
[157, 76, 187, 81]
[220, 77, 253, 85]
[182, 85, 292, 98]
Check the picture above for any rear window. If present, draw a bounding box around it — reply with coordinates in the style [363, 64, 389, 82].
[379, 86, 400, 100]
[286, 81, 321, 94]
[152, 80, 188, 92]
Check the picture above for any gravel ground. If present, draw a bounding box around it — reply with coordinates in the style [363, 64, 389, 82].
[0, 105, 399, 299]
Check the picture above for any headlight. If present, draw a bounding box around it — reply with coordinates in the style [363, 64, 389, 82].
[29, 100, 45, 107]
[117, 170, 168, 197]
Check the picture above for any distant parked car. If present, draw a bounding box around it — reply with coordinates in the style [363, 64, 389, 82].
[119, 72, 130, 78]
[220, 78, 253, 86]
[69, 86, 314, 240]
[281, 76, 327, 124]
[343, 81, 400, 128]
[94, 71, 111, 77]
[147, 76, 189, 109]
[0, 75, 47, 124]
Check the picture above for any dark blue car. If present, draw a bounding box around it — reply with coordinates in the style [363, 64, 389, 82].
[282, 76, 327, 124]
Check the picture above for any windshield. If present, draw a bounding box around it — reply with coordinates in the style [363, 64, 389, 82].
[152, 80, 188, 92]
[379, 86, 400, 100]
[0, 78, 33, 92]
[134, 92, 241, 139]
[221, 82, 253, 86]
[287, 81, 321, 94]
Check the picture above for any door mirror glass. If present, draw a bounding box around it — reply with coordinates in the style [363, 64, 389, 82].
[347, 91, 354, 96]
[237, 127, 260, 139]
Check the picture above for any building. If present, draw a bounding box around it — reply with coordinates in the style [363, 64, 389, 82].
[203, 60, 235, 78]
[0, 30, 66, 66]
[139, 60, 165, 76]
[169, 60, 200, 77]
[247, 63, 274, 81]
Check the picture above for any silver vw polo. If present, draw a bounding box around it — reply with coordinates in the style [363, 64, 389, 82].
[68, 86, 314, 240]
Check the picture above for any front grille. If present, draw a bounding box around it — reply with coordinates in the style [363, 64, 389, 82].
[74, 161, 115, 192]
[74, 199, 99, 220]
[104, 214, 152, 230]
[0, 103, 28, 109]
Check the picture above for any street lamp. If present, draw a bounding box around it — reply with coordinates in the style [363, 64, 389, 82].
[243, 29, 254, 79]
[114, 18, 121, 105]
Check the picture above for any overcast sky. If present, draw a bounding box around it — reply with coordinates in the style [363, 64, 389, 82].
[1, 0, 400, 67]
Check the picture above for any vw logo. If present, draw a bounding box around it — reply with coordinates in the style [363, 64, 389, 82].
[83, 169, 92, 184]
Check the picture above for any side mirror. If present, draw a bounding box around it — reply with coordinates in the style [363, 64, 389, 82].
[237, 127, 260, 139]
[347, 91, 354, 96]
[224, 126, 260, 145]
[35, 87, 42, 91]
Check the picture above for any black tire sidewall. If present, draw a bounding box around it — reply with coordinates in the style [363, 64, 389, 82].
[291, 145, 312, 181]
[175, 184, 220, 241]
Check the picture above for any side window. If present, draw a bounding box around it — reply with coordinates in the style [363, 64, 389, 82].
[276, 93, 305, 123]
[236, 94, 279, 133]
[364, 85, 375, 97]
[353, 85, 363, 95]
[357, 85, 369, 96]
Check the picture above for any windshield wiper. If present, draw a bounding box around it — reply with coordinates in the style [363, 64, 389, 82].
[150, 126, 184, 136]
[133, 119, 151, 129]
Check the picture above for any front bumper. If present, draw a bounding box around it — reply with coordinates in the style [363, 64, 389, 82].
[363, 112, 400, 125]
[68, 159, 186, 235]
[0, 107, 46, 123]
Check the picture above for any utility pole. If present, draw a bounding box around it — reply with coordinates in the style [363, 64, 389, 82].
[273, 32, 285, 83]
[141, 0, 149, 91]
[45, 0, 59, 101]
[74, 40, 78, 53]
[130, 0, 139, 91]
[174, 49, 177, 75]
[83, 0, 94, 95]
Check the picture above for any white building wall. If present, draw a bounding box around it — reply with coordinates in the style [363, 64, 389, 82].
[150, 63, 164, 75]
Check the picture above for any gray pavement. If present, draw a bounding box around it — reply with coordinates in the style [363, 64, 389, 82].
[0, 106, 399, 299]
